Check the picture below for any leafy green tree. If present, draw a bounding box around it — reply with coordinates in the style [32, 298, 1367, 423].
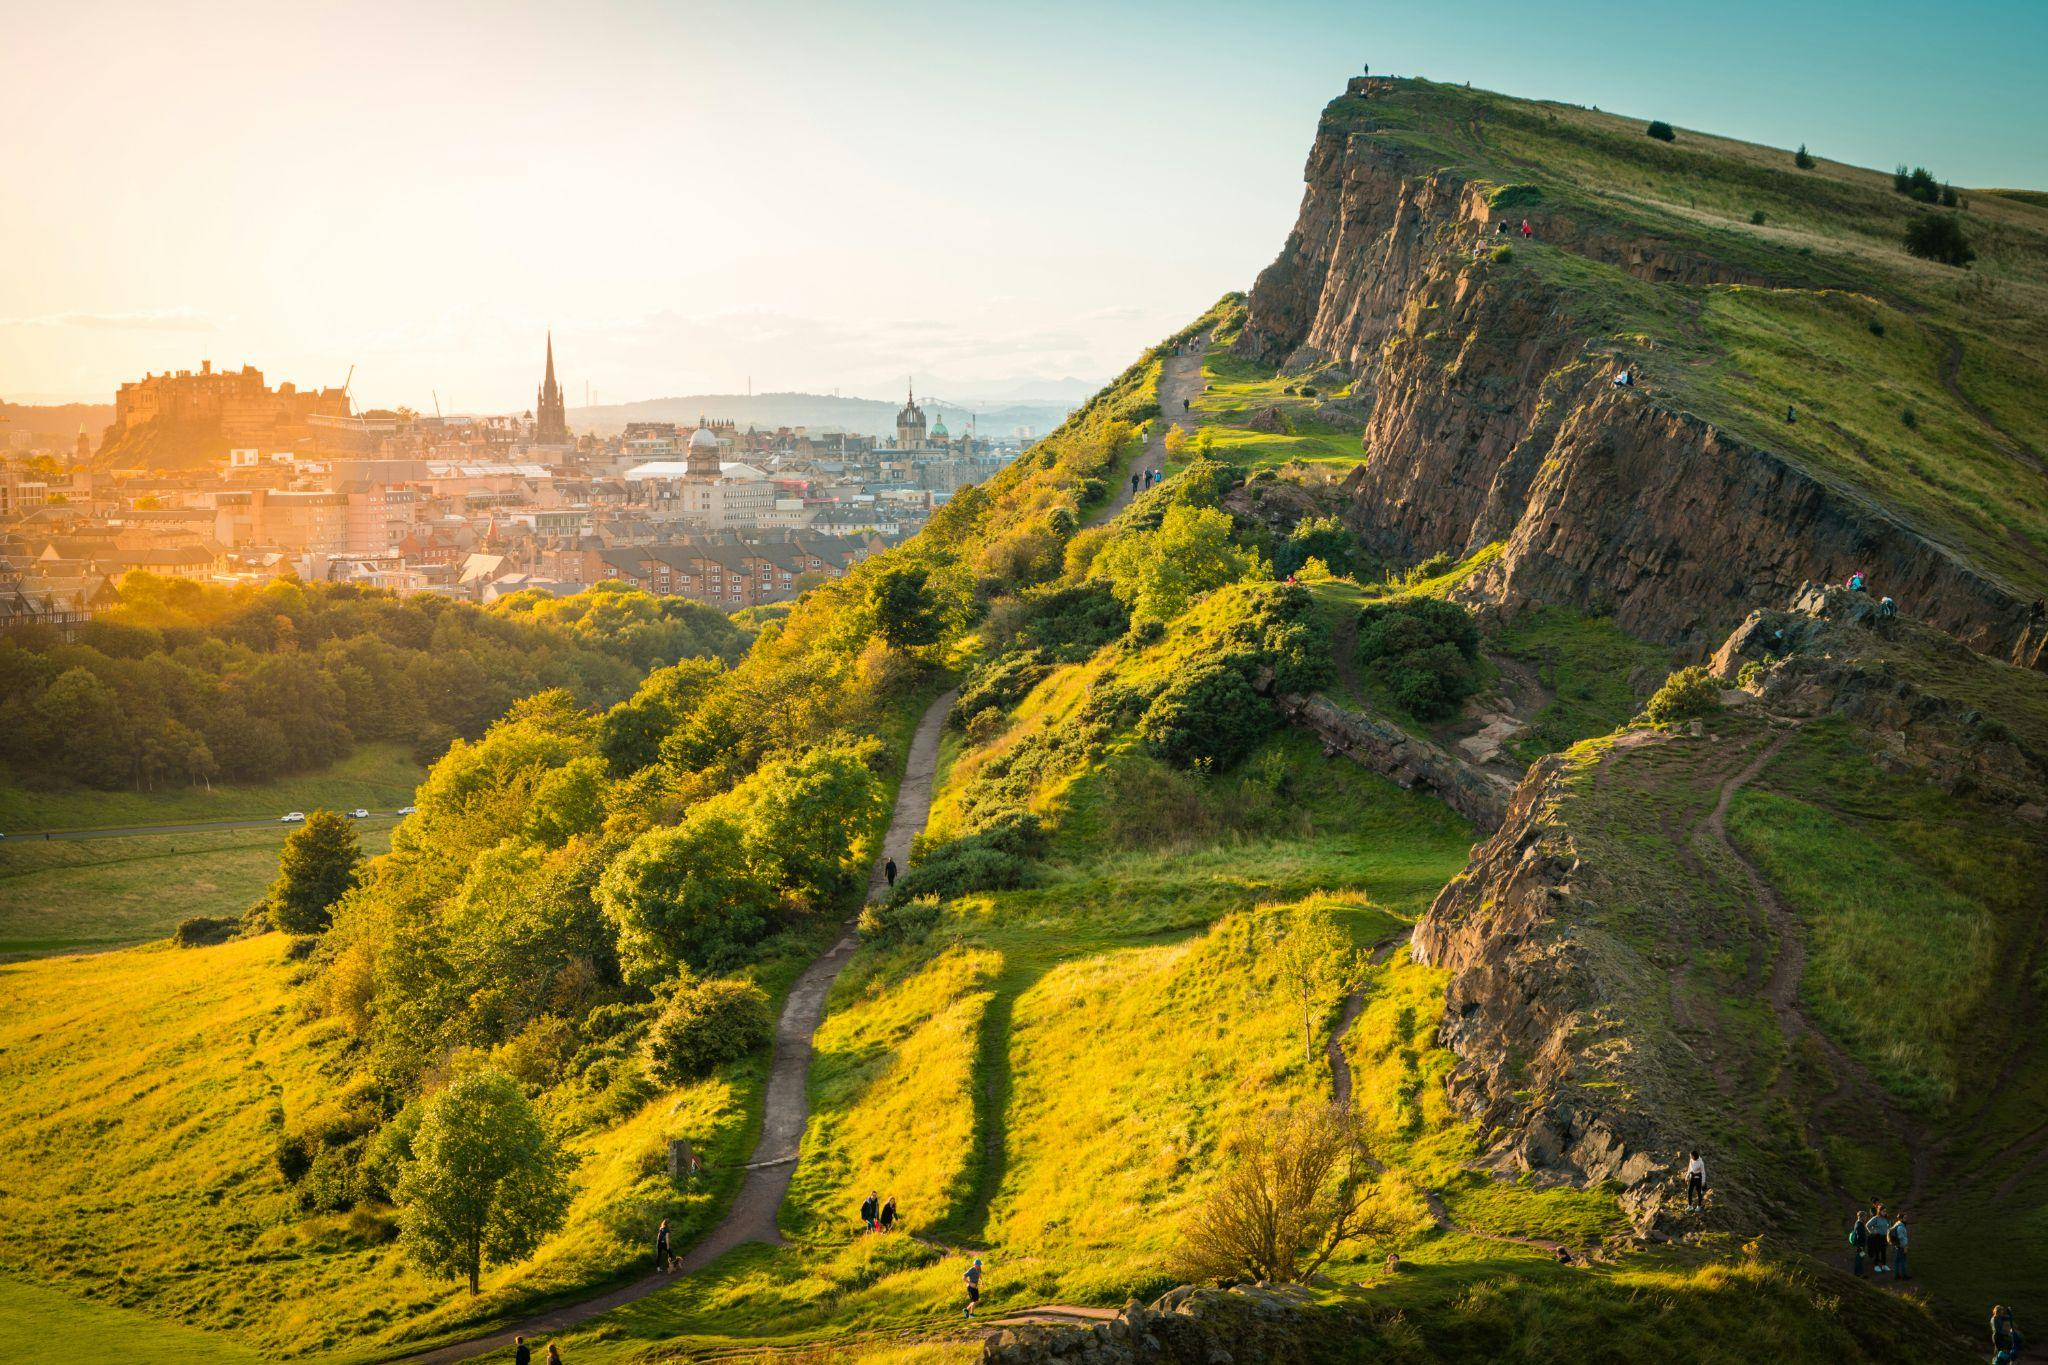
[1093, 503, 1260, 624]
[643, 973, 774, 1084]
[597, 657, 725, 775]
[869, 563, 944, 650]
[597, 812, 775, 981]
[1138, 660, 1273, 771]
[396, 1069, 570, 1293]
[1641, 665, 1725, 725]
[1263, 907, 1365, 1066]
[1904, 213, 1975, 267]
[1794, 144, 1815, 170]
[266, 810, 363, 934]
[744, 744, 887, 909]
[1355, 597, 1482, 721]
[1645, 120, 1676, 142]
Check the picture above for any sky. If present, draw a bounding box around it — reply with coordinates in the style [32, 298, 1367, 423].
[2, 0, 2043, 412]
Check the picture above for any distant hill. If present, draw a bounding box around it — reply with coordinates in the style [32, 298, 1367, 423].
[0, 399, 113, 450]
[569, 391, 1075, 440]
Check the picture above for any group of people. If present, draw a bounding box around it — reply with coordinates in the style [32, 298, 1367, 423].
[1848, 1204, 1910, 1280]
[858, 1190, 899, 1234]
[511, 1336, 563, 1365]
[1128, 465, 1162, 496]
[1992, 1305, 2026, 1362]
[1844, 570, 1899, 619]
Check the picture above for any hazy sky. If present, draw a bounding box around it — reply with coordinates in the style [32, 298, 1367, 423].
[3, 0, 2042, 411]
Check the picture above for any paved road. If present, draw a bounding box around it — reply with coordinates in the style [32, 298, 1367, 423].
[401, 688, 959, 1364]
[9, 812, 408, 842]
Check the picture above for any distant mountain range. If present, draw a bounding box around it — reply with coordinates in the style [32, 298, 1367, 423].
[568, 391, 1076, 440]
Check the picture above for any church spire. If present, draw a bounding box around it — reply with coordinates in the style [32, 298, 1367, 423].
[534, 330, 569, 445]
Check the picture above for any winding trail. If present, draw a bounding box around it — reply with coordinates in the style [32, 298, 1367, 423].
[1088, 336, 1211, 528]
[402, 689, 959, 1364]
[1693, 725, 1930, 1210]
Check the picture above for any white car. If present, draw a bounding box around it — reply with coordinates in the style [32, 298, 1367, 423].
[396, 805, 416, 816]
[280, 811, 306, 823]
[348, 808, 370, 819]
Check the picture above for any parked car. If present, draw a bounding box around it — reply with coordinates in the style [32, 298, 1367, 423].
[396, 805, 417, 816]
[280, 811, 306, 823]
[348, 808, 370, 819]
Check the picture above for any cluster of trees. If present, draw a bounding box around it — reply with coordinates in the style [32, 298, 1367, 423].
[1904, 213, 1976, 268]
[1894, 165, 1960, 207]
[1355, 596, 1483, 721]
[0, 575, 747, 790]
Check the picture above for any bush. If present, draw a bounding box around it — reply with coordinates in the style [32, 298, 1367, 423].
[953, 649, 1053, 731]
[1485, 183, 1542, 210]
[1904, 213, 1975, 268]
[1901, 407, 1918, 429]
[643, 975, 773, 1085]
[1139, 661, 1275, 771]
[1355, 597, 1482, 721]
[1794, 144, 1815, 170]
[857, 894, 942, 947]
[1749, 210, 1767, 226]
[1895, 165, 1941, 204]
[892, 811, 1042, 904]
[174, 915, 239, 948]
[1273, 516, 1359, 579]
[276, 1132, 313, 1185]
[1642, 666, 1724, 725]
[1004, 582, 1130, 661]
[1646, 120, 1676, 142]
[300, 1144, 358, 1214]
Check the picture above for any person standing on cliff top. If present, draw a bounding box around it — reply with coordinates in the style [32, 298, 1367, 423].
[1684, 1151, 1707, 1211]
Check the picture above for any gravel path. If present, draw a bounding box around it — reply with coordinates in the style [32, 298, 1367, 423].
[1088, 336, 1211, 528]
[402, 689, 959, 1363]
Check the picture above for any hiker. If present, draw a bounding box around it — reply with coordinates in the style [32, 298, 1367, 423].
[655, 1217, 671, 1272]
[1612, 367, 1633, 387]
[1555, 1244, 1573, 1265]
[881, 1195, 897, 1232]
[963, 1256, 983, 1318]
[859, 1191, 879, 1233]
[1520, 218, 1533, 238]
[1786, 404, 1797, 423]
[1878, 595, 1897, 619]
[1130, 472, 1140, 495]
[547, 1346, 564, 1365]
[1888, 1210, 1910, 1280]
[1183, 397, 1190, 411]
[1849, 1210, 1869, 1276]
[884, 858, 897, 889]
[1685, 1150, 1707, 1211]
[1993, 1306, 2024, 1360]
[1847, 570, 1866, 592]
[1866, 1204, 1891, 1275]
[514, 1336, 531, 1365]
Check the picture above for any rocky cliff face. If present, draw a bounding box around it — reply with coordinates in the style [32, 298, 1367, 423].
[1239, 97, 2047, 670]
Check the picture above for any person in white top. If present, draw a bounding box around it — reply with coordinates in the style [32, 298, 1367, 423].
[1685, 1151, 1707, 1211]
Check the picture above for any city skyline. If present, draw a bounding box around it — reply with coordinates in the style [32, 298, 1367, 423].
[5, 0, 2044, 410]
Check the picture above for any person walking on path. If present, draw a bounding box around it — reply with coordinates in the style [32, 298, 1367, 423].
[963, 1256, 983, 1319]
[1993, 1305, 2024, 1361]
[884, 858, 897, 890]
[880, 1195, 897, 1233]
[655, 1218, 671, 1272]
[1888, 1210, 1910, 1280]
[1685, 1151, 1707, 1211]
[514, 1337, 531, 1365]
[1130, 472, 1140, 495]
[1865, 1205, 1891, 1275]
[546, 1346, 564, 1365]
[859, 1191, 879, 1233]
[1849, 1210, 1869, 1276]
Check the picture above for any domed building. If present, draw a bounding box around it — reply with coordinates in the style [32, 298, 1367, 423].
[686, 421, 722, 478]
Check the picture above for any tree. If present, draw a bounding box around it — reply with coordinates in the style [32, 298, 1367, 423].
[1138, 661, 1273, 771]
[266, 810, 363, 934]
[744, 744, 887, 909]
[1264, 906, 1365, 1066]
[1904, 213, 1975, 268]
[868, 563, 944, 651]
[1163, 423, 1191, 462]
[597, 812, 775, 981]
[1645, 120, 1676, 142]
[1794, 144, 1815, 170]
[1092, 503, 1259, 624]
[643, 973, 773, 1083]
[396, 1069, 570, 1293]
[1176, 1105, 1393, 1284]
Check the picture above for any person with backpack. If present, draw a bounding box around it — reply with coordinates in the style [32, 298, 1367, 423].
[1888, 1210, 1909, 1280]
[1865, 1204, 1891, 1275]
[1848, 1210, 1869, 1276]
[963, 1256, 983, 1318]
[1684, 1151, 1707, 1211]
[880, 1195, 897, 1233]
[859, 1191, 879, 1233]
[1847, 571, 1866, 592]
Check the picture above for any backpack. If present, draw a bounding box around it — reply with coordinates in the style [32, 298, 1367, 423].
[1848, 1222, 1865, 1248]
[1887, 1222, 1903, 1246]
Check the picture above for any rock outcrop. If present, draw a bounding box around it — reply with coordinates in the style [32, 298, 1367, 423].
[1275, 692, 1512, 831]
[983, 1284, 1363, 1365]
[1238, 90, 2046, 670]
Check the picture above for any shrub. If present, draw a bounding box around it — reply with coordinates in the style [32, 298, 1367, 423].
[300, 1145, 358, 1214]
[174, 915, 239, 948]
[1487, 243, 1513, 264]
[857, 894, 942, 947]
[1868, 319, 1886, 337]
[1901, 407, 1918, 429]
[953, 649, 1053, 731]
[1904, 213, 1975, 268]
[1006, 582, 1130, 660]
[1274, 516, 1359, 579]
[1895, 166, 1942, 203]
[893, 810, 1042, 904]
[1485, 183, 1542, 210]
[1355, 597, 1482, 721]
[1642, 665, 1724, 725]
[643, 975, 773, 1085]
[1139, 661, 1275, 771]
[1794, 144, 1815, 170]
[276, 1132, 313, 1185]
[1646, 120, 1676, 142]
[1749, 210, 1767, 226]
